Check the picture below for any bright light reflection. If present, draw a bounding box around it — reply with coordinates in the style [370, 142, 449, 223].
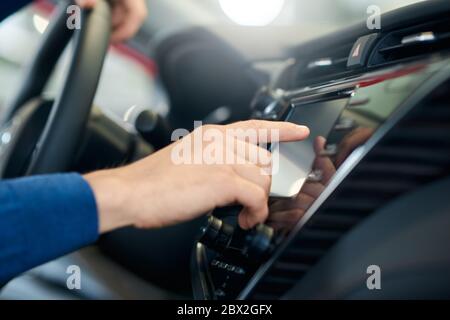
[33, 14, 49, 34]
[219, 0, 285, 26]
[1, 132, 11, 145]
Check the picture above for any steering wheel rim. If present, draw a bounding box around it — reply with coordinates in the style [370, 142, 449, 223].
[2, 0, 111, 176]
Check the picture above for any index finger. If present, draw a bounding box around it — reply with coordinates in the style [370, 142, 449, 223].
[226, 120, 310, 143]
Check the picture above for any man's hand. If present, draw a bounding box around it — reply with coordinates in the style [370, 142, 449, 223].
[75, 0, 148, 43]
[84, 121, 310, 233]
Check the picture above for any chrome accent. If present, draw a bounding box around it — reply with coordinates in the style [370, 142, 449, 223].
[307, 58, 333, 69]
[290, 87, 354, 106]
[283, 62, 422, 101]
[401, 31, 436, 45]
[263, 101, 278, 115]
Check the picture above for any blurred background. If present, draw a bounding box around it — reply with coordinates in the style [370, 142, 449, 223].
[0, 0, 427, 125]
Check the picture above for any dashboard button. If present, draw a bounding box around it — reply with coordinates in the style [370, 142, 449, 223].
[199, 216, 234, 252]
[347, 33, 379, 68]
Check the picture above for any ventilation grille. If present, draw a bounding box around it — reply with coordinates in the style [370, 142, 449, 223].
[247, 80, 450, 300]
[370, 18, 450, 67]
[292, 41, 355, 89]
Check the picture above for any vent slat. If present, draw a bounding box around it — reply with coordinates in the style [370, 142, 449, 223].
[294, 42, 355, 88]
[308, 214, 361, 232]
[370, 18, 450, 66]
[273, 261, 309, 274]
[283, 247, 326, 260]
[370, 146, 450, 165]
[324, 198, 383, 212]
[357, 162, 443, 177]
[297, 228, 342, 242]
[341, 178, 417, 194]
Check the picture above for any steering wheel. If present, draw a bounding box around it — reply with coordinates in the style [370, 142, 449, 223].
[0, 0, 111, 178]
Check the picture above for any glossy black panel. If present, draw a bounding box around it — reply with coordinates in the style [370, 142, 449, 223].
[267, 61, 438, 233]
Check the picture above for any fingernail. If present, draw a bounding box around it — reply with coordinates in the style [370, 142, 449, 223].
[297, 125, 310, 134]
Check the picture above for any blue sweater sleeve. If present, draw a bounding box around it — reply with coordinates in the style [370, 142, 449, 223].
[0, 173, 99, 284]
[0, 0, 32, 22]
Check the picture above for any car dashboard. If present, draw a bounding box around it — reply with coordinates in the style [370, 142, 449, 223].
[191, 0, 450, 300]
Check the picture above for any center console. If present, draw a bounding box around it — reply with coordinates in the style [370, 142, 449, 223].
[191, 55, 450, 299]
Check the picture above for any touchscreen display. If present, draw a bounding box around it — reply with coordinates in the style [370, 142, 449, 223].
[266, 64, 434, 233]
[270, 98, 348, 197]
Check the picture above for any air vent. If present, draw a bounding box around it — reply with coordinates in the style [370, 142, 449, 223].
[370, 18, 450, 67]
[293, 42, 355, 88]
[246, 79, 450, 300]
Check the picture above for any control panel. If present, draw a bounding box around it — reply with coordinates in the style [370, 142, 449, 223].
[191, 57, 448, 300]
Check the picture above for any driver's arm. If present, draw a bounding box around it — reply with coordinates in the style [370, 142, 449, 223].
[0, 121, 309, 284]
[0, 174, 99, 284]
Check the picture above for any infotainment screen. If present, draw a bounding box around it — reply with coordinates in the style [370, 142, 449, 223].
[266, 63, 436, 232]
[270, 98, 349, 197]
[192, 59, 446, 301]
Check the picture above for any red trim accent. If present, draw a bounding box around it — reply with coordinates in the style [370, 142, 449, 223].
[358, 64, 426, 88]
[32, 0, 158, 77]
[111, 43, 158, 76]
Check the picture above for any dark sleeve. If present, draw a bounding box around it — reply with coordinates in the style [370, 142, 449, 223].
[0, 0, 33, 22]
[0, 173, 99, 284]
